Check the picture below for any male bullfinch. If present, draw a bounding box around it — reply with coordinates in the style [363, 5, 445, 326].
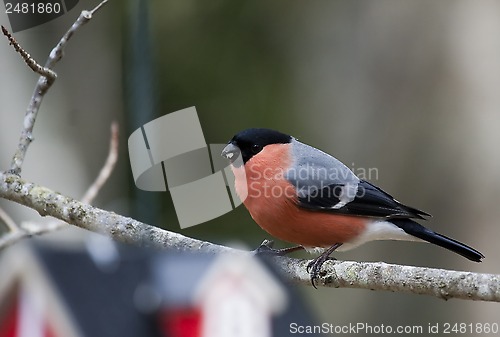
[221, 128, 484, 287]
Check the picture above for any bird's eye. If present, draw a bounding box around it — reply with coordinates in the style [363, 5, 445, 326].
[251, 144, 263, 154]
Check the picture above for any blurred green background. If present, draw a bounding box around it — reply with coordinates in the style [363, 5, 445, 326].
[1, 0, 500, 334]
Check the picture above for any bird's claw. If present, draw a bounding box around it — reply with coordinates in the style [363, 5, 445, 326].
[306, 256, 337, 288]
[253, 240, 304, 256]
[306, 243, 342, 288]
[253, 240, 276, 255]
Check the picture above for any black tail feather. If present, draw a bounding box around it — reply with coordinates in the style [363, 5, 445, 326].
[391, 219, 484, 262]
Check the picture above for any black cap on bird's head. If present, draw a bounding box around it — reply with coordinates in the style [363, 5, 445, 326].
[221, 128, 292, 166]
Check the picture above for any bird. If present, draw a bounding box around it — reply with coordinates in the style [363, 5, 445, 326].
[221, 128, 484, 287]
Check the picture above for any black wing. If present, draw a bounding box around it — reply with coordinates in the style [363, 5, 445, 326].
[297, 180, 430, 219]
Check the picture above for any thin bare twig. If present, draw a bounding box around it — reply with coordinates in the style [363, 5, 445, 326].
[0, 230, 26, 250]
[0, 120, 119, 246]
[0, 220, 68, 250]
[1, 26, 57, 80]
[3, 0, 109, 175]
[0, 206, 18, 232]
[90, 0, 109, 14]
[81, 121, 119, 204]
[47, 0, 109, 67]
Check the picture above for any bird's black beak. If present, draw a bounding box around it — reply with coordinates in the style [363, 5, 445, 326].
[221, 142, 240, 164]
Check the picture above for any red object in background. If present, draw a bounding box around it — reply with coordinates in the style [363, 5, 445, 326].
[44, 322, 57, 337]
[159, 308, 201, 337]
[0, 299, 18, 337]
[0, 290, 58, 337]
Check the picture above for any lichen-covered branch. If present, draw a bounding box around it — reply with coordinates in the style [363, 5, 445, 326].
[1, 172, 499, 301]
[2, 0, 109, 175]
[279, 257, 500, 301]
[0, 172, 229, 254]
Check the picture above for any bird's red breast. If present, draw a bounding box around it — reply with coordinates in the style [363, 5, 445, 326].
[232, 143, 367, 247]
